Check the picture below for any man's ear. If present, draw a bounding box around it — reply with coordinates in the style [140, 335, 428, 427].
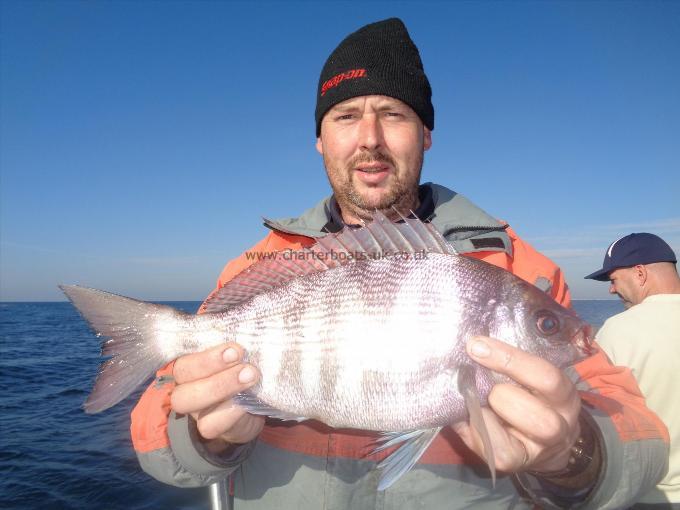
[423, 127, 432, 151]
[634, 265, 648, 286]
[316, 137, 323, 155]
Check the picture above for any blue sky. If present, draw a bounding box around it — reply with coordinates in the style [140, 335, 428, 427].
[1, 0, 678, 302]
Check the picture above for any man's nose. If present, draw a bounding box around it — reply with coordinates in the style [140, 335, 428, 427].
[608, 283, 616, 294]
[358, 114, 383, 151]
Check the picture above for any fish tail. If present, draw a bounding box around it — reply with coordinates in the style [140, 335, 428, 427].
[60, 285, 187, 414]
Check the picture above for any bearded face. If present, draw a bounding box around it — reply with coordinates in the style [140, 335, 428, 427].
[323, 148, 423, 219]
[316, 95, 431, 223]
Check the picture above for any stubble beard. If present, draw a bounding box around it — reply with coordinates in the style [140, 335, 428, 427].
[325, 150, 424, 222]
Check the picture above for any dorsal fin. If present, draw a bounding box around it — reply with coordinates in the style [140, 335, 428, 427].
[201, 211, 457, 313]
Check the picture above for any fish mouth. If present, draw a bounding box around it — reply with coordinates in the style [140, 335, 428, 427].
[572, 324, 594, 357]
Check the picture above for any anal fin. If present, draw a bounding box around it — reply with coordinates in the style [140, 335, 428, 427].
[371, 427, 442, 491]
[458, 364, 496, 486]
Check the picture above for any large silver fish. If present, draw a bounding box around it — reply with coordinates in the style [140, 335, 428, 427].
[61, 212, 592, 489]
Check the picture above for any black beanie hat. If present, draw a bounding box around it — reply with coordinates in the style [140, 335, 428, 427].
[315, 18, 434, 136]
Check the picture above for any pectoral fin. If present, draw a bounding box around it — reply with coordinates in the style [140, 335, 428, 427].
[371, 427, 442, 491]
[233, 392, 309, 422]
[458, 364, 496, 486]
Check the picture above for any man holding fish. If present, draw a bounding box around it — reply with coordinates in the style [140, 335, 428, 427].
[122, 18, 668, 509]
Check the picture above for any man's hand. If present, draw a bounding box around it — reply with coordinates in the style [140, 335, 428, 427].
[171, 343, 265, 446]
[453, 335, 582, 475]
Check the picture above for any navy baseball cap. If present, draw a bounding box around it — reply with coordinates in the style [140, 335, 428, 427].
[585, 233, 677, 281]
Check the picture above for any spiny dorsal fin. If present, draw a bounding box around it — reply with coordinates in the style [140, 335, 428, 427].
[201, 211, 457, 313]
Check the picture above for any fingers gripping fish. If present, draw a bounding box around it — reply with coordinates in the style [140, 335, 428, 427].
[60, 212, 592, 490]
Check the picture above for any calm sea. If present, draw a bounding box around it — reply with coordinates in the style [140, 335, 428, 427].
[0, 299, 623, 510]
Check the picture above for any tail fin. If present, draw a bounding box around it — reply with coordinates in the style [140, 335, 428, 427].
[60, 285, 187, 413]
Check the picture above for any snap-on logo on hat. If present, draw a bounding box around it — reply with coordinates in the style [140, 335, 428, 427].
[320, 68, 367, 96]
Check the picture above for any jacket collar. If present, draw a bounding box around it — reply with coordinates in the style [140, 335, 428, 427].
[263, 182, 512, 256]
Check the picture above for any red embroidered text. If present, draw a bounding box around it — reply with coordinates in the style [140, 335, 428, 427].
[321, 68, 367, 96]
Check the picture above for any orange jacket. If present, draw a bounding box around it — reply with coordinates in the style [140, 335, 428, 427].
[132, 222, 667, 451]
[131, 187, 668, 508]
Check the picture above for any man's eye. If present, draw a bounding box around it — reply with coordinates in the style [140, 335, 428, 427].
[335, 114, 355, 121]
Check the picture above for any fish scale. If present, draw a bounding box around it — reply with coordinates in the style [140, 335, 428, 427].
[172, 253, 562, 433]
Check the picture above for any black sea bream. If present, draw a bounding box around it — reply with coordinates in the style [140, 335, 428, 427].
[61, 212, 592, 489]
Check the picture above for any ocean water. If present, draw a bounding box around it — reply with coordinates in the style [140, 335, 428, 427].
[0, 299, 623, 510]
[571, 300, 625, 332]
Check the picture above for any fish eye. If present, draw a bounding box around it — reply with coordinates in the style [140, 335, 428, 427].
[535, 311, 560, 336]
